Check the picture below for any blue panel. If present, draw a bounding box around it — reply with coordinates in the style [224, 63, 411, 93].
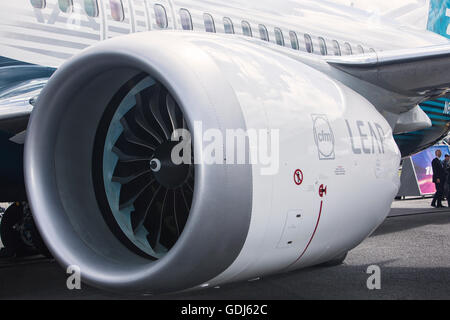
[394, 97, 450, 157]
[427, 0, 450, 38]
[0, 56, 32, 68]
[0, 56, 55, 96]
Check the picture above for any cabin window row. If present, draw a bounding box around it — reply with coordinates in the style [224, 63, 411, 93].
[193, 11, 373, 56]
[31, 1, 170, 27]
[30, 1, 375, 55]
[31, 0, 126, 22]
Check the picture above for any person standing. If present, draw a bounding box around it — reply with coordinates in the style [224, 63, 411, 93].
[444, 154, 450, 206]
[431, 149, 446, 208]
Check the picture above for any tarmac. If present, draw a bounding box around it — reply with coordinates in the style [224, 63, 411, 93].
[0, 198, 449, 300]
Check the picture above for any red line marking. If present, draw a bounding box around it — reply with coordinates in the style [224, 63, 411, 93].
[286, 200, 323, 269]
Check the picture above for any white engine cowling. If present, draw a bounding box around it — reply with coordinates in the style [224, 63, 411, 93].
[24, 32, 400, 294]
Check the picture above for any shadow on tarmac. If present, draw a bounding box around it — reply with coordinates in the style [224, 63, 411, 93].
[0, 210, 449, 300]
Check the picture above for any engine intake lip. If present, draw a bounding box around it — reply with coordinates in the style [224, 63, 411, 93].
[24, 33, 252, 293]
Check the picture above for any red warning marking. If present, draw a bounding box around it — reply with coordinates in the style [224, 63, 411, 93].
[294, 169, 303, 186]
[286, 200, 323, 269]
[319, 184, 327, 197]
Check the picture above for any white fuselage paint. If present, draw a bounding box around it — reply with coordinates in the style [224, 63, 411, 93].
[0, 0, 447, 68]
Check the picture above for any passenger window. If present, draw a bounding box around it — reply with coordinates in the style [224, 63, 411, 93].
[180, 9, 193, 30]
[259, 25, 269, 42]
[204, 13, 216, 33]
[332, 40, 341, 56]
[318, 37, 327, 55]
[242, 21, 252, 37]
[30, 0, 46, 9]
[110, 0, 124, 22]
[223, 17, 234, 34]
[304, 34, 313, 53]
[274, 28, 284, 46]
[356, 45, 365, 54]
[84, 0, 99, 17]
[343, 42, 352, 55]
[369, 48, 376, 53]
[289, 31, 299, 50]
[154, 4, 168, 29]
[58, 0, 72, 13]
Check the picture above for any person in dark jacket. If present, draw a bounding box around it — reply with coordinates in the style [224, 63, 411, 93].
[444, 154, 450, 206]
[431, 149, 446, 208]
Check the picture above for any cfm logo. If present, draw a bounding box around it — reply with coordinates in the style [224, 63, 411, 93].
[312, 114, 335, 160]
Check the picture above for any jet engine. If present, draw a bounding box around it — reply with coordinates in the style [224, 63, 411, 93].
[24, 32, 400, 294]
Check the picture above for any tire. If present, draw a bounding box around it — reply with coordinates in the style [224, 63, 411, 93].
[29, 218, 52, 258]
[0, 203, 29, 256]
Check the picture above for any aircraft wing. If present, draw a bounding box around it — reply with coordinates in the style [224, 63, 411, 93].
[0, 61, 54, 142]
[325, 44, 450, 101]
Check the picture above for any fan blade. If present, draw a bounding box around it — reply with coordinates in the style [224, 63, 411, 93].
[112, 158, 150, 181]
[112, 168, 151, 185]
[180, 187, 192, 211]
[135, 90, 164, 144]
[185, 180, 194, 193]
[166, 94, 179, 134]
[156, 189, 169, 243]
[131, 185, 162, 233]
[174, 189, 189, 232]
[113, 133, 154, 159]
[119, 175, 155, 210]
[148, 85, 171, 140]
[159, 190, 179, 248]
[120, 117, 156, 150]
[112, 146, 153, 163]
[146, 188, 168, 248]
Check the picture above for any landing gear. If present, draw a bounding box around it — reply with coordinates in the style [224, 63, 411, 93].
[0, 202, 51, 258]
[0, 203, 26, 257]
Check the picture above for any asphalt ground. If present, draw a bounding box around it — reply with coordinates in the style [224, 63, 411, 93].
[0, 198, 449, 300]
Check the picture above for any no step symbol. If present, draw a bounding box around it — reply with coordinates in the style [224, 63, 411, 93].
[294, 169, 303, 186]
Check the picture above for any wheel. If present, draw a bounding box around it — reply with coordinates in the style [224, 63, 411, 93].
[28, 215, 52, 259]
[21, 203, 52, 258]
[318, 251, 348, 267]
[0, 203, 29, 256]
[0, 203, 52, 258]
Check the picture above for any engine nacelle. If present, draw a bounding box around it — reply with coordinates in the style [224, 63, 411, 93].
[24, 32, 400, 294]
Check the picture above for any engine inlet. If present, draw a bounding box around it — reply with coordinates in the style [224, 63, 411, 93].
[93, 73, 194, 259]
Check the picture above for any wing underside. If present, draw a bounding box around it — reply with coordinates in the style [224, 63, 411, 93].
[326, 44, 450, 102]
